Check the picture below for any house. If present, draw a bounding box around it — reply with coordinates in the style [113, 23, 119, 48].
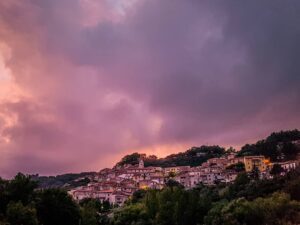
[244, 156, 267, 172]
[109, 191, 131, 205]
[277, 161, 298, 172]
[226, 157, 244, 167]
[138, 180, 164, 190]
[164, 166, 190, 175]
[174, 172, 191, 188]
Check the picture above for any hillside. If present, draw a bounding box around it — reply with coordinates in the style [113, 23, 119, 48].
[31, 172, 96, 189]
[33, 129, 300, 189]
[116, 145, 227, 168]
[237, 129, 300, 161]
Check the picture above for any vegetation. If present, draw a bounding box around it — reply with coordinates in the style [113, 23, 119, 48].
[238, 129, 300, 161]
[226, 162, 245, 172]
[31, 172, 95, 189]
[0, 173, 111, 225]
[117, 130, 300, 169]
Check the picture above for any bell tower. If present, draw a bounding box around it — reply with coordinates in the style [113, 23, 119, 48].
[138, 158, 144, 168]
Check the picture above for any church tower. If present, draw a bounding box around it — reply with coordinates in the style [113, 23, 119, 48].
[138, 158, 144, 168]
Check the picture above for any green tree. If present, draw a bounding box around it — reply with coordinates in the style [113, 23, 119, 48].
[0, 178, 9, 215]
[36, 189, 80, 225]
[116, 153, 143, 167]
[6, 202, 38, 225]
[156, 188, 179, 225]
[111, 203, 150, 225]
[81, 201, 99, 225]
[204, 201, 228, 225]
[132, 189, 147, 204]
[80, 199, 110, 225]
[205, 193, 300, 225]
[7, 173, 37, 205]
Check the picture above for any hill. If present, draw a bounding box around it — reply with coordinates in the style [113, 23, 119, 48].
[31, 172, 96, 190]
[237, 129, 300, 161]
[116, 145, 227, 168]
[33, 129, 300, 189]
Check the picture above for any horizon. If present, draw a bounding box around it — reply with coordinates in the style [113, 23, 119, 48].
[1, 0, 300, 178]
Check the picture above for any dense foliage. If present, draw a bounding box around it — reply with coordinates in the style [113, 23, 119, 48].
[0, 173, 111, 225]
[117, 130, 300, 169]
[238, 129, 300, 161]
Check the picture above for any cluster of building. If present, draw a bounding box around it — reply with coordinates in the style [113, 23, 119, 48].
[69, 153, 299, 205]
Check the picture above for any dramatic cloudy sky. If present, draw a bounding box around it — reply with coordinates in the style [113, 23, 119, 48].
[0, 0, 299, 177]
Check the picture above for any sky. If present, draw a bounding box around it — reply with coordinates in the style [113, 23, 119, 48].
[0, 0, 300, 177]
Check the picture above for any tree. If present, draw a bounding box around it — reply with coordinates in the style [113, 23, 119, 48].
[204, 201, 228, 225]
[36, 189, 80, 225]
[285, 178, 300, 201]
[116, 153, 143, 167]
[168, 172, 176, 178]
[6, 202, 38, 225]
[156, 188, 176, 225]
[0, 178, 9, 215]
[131, 189, 147, 203]
[81, 200, 99, 225]
[7, 173, 37, 205]
[144, 190, 158, 220]
[270, 164, 284, 176]
[238, 130, 300, 161]
[281, 142, 300, 160]
[226, 162, 245, 172]
[227, 172, 250, 199]
[165, 179, 183, 188]
[249, 166, 260, 180]
[226, 147, 236, 154]
[111, 203, 150, 225]
[80, 199, 110, 225]
[204, 193, 300, 225]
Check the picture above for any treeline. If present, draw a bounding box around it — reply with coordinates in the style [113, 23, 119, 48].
[31, 172, 96, 189]
[116, 145, 227, 168]
[111, 168, 300, 225]
[238, 129, 300, 161]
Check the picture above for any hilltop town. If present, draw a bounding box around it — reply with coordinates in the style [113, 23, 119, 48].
[67, 131, 300, 206]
